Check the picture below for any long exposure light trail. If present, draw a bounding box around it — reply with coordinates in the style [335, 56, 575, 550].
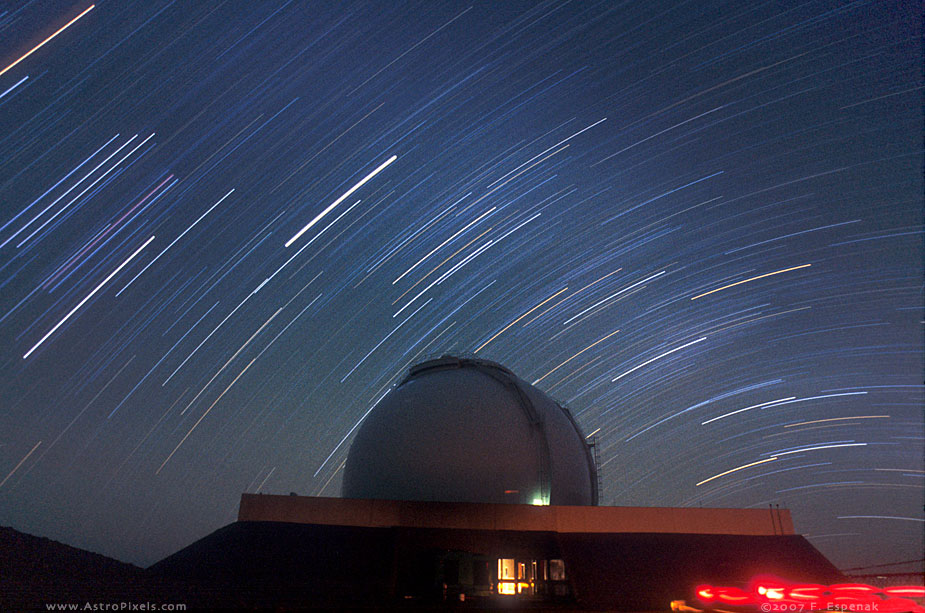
[22, 236, 155, 359]
[475, 287, 569, 353]
[696, 457, 779, 486]
[0, 5, 95, 78]
[691, 264, 813, 300]
[0, 0, 918, 576]
[285, 155, 397, 247]
[611, 337, 707, 382]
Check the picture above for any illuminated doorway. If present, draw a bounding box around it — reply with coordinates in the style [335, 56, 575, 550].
[497, 557, 567, 597]
[497, 557, 533, 595]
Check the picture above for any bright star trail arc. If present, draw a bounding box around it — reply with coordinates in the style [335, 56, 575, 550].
[0, 5, 95, 78]
[0, 0, 920, 575]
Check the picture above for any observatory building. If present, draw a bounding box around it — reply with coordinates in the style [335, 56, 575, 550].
[152, 355, 845, 610]
[343, 355, 598, 506]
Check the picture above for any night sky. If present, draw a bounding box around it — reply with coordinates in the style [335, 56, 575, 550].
[0, 1, 921, 572]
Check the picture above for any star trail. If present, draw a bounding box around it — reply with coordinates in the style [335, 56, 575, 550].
[0, 0, 921, 574]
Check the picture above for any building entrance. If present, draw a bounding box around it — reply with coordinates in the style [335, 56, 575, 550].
[497, 557, 568, 598]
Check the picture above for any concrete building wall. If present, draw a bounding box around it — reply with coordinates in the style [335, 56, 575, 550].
[238, 494, 794, 535]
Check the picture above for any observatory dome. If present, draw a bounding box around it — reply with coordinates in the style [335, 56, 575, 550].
[342, 355, 598, 506]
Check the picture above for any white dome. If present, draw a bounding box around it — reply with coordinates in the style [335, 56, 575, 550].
[342, 356, 598, 506]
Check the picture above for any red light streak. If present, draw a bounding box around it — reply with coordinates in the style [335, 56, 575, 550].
[692, 578, 925, 613]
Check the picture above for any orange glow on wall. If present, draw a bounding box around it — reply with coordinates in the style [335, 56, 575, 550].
[498, 581, 517, 595]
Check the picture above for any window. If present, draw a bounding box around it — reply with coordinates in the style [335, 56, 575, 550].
[473, 560, 490, 586]
[444, 559, 459, 585]
[497, 558, 535, 596]
[549, 559, 566, 581]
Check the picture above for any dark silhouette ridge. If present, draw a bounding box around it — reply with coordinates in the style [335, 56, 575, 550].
[0, 525, 151, 611]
